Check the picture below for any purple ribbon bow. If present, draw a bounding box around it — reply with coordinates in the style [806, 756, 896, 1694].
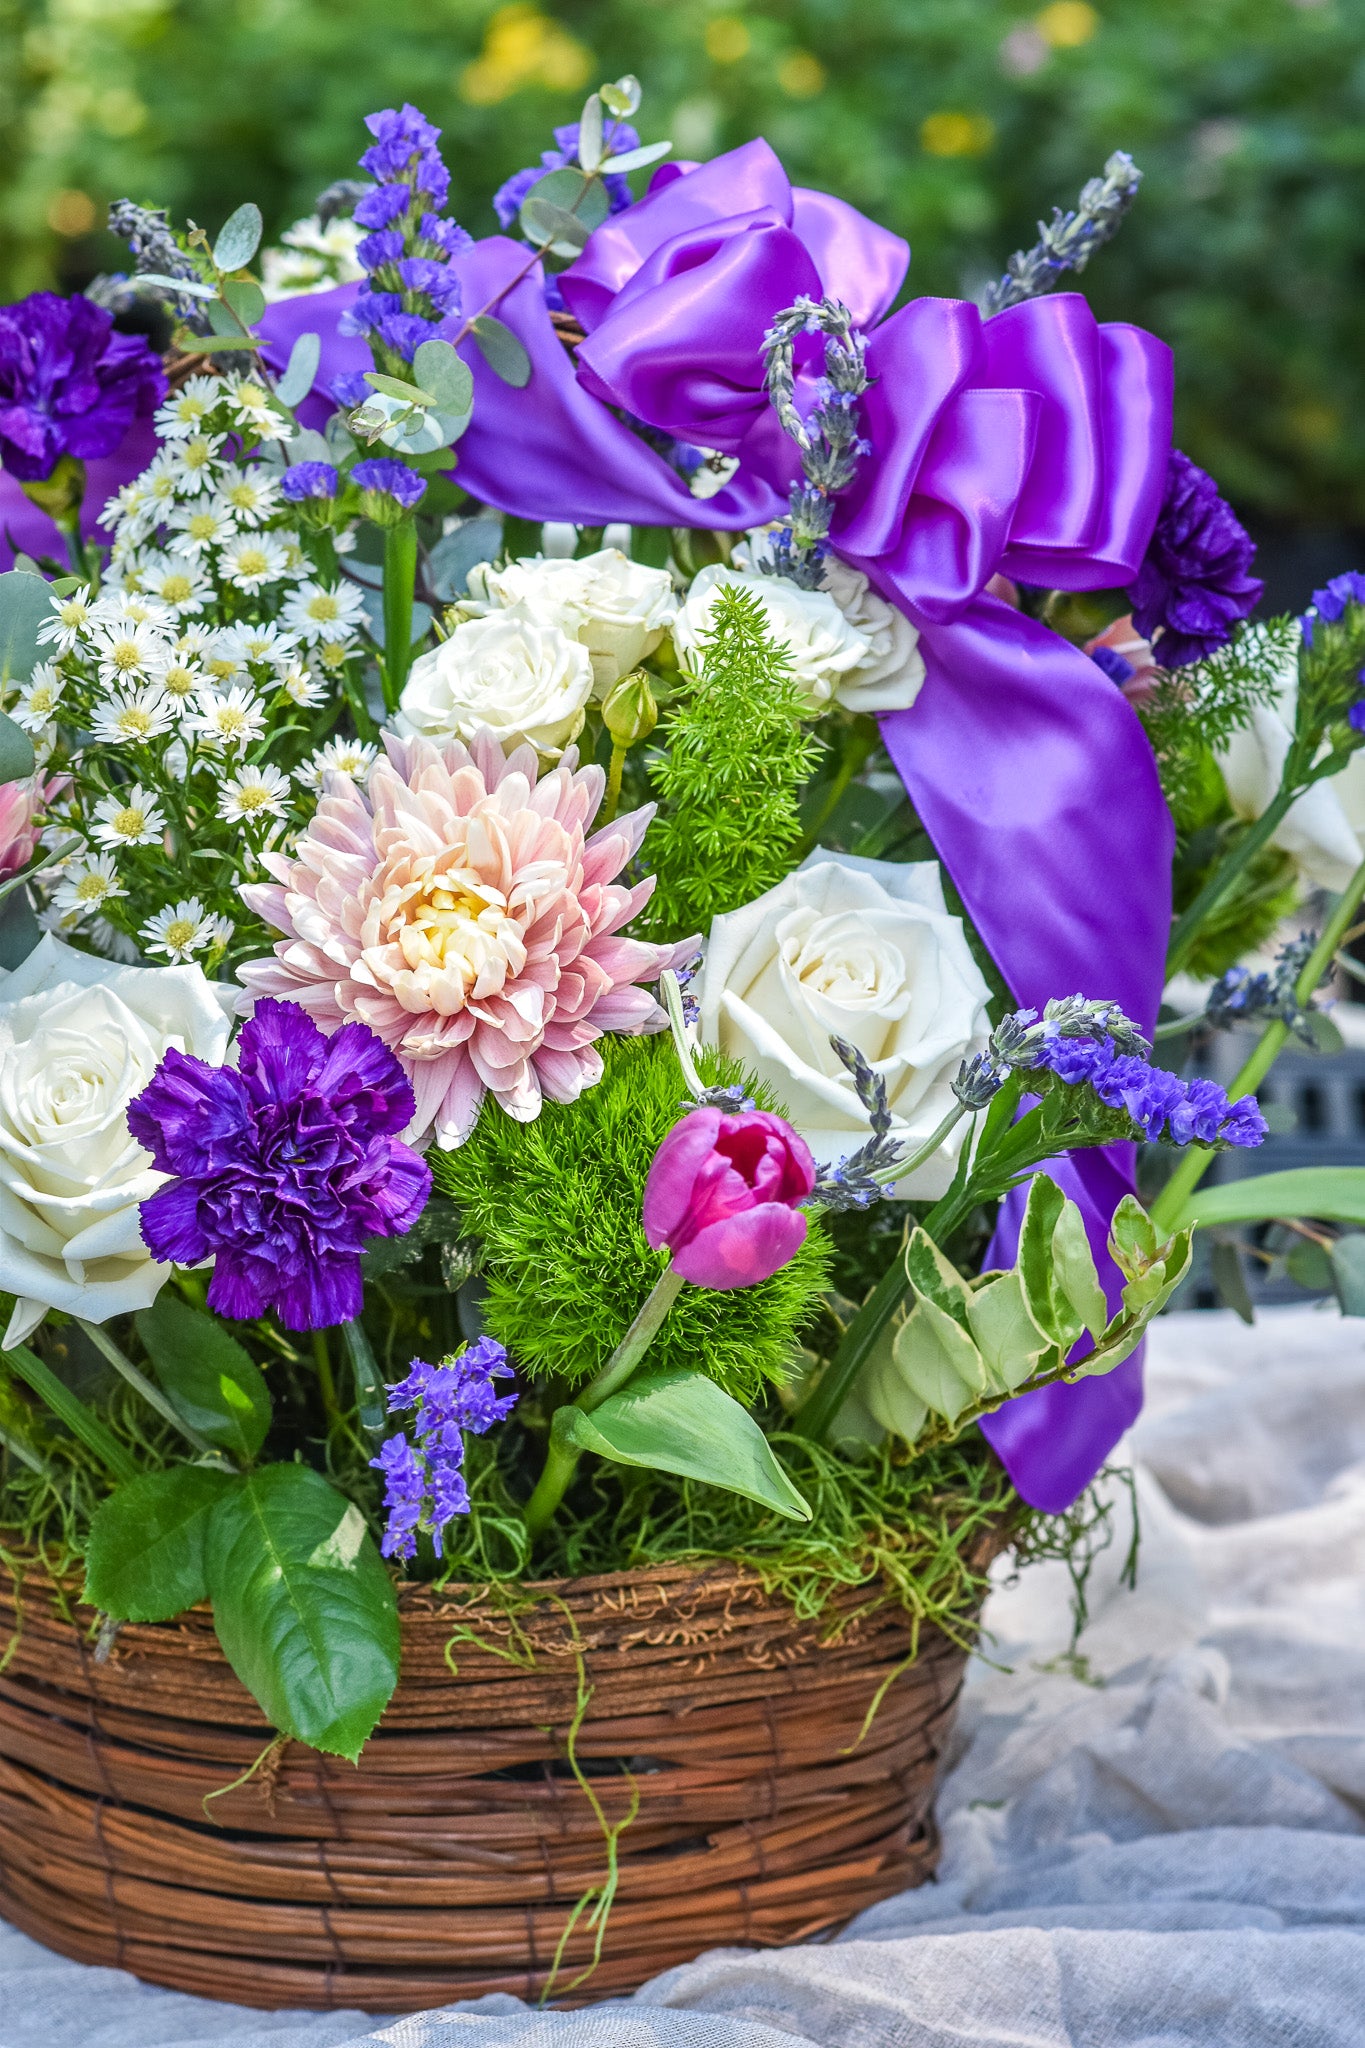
[259, 150, 1176, 1510]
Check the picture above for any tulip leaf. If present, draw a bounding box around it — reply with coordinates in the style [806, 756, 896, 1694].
[469, 315, 533, 389]
[85, 1466, 237, 1622]
[205, 1463, 400, 1760]
[0, 569, 52, 695]
[135, 1296, 271, 1461]
[213, 201, 264, 273]
[275, 330, 321, 408]
[554, 1367, 810, 1520]
[1164, 1166, 1365, 1235]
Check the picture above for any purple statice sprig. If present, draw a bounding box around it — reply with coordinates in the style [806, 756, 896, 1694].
[1296, 573, 1365, 741]
[351, 455, 427, 525]
[371, 1337, 518, 1562]
[337, 104, 473, 372]
[761, 296, 871, 590]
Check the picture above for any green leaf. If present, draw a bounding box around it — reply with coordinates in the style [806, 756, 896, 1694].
[888, 1295, 987, 1424]
[519, 197, 591, 257]
[554, 1367, 810, 1521]
[903, 1226, 973, 1331]
[577, 91, 605, 173]
[1286, 1236, 1333, 1292]
[470, 314, 532, 388]
[600, 75, 641, 119]
[1017, 1175, 1083, 1349]
[966, 1271, 1056, 1392]
[205, 294, 245, 338]
[1, 1339, 138, 1481]
[1331, 1234, 1365, 1315]
[136, 271, 218, 299]
[1051, 1198, 1109, 1340]
[1109, 1193, 1162, 1272]
[205, 1464, 400, 1760]
[1210, 1239, 1255, 1324]
[134, 1297, 271, 1461]
[0, 570, 53, 693]
[631, 525, 673, 569]
[365, 370, 437, 407]
[1167, 1167, 1365, 1233]
[213, 201, 264, 272]
[0, 709, 35, 784]
[599, 140, 673, 175]
[174, 333, 261, 354]
[411, 338, 474, 418]
[858, 1324, 928, 1443]
[85, 1467, 237, 1621]
[276, 330, 321, 409]
[523, 166, 610, 232]
[221, 276, 265, 329]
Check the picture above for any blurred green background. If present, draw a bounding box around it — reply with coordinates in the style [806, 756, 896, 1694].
[2, 0, 1363, 580]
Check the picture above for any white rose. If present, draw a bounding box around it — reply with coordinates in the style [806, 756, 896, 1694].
[397, 608, 595, 757]
[695, 855, 992, 1197]
[466, 549, 676, 695]
[672, 566, 870, 715]
[0, 935, 233, 1346]
[819, 558, 927, 714]
[1216, 623, 1362, 892]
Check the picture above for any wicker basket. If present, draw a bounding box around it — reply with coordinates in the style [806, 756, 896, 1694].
[0, 1546, 1002, 2011]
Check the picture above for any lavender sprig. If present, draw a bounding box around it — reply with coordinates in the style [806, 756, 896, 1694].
[760, 295, 871, 589]
[1204, 934, 1326, 1047]
[811, 1037, 907, 1209]
[102, 200, 212, 331]
[983, 152, 1142, 318]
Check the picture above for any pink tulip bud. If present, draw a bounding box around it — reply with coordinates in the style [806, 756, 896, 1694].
[642, 1106, 816, 1290]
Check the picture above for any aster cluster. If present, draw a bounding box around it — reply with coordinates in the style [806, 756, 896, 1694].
[760, 297, 871, 590]
[371, 1338, 518, 1561]
[334, 103, 473, 396]
[1127, 449, 1263, 669]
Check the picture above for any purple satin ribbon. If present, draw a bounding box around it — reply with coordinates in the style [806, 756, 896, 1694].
[256, 149, 1175, 1509]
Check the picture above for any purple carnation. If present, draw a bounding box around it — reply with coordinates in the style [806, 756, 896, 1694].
[373, 1338, 517, 1560]
[352, 457, 426, 509]
[0, 291, 165, 484]
[1128, 449, 1262, 669]
[129, 998, 431, 1332]
[353, 183, 410, 230]
[280, 461, 340, 503]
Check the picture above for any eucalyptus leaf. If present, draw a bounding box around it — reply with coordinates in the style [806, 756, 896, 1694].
[0, 570, 53, 691]
[470, 315, 532, 388]
[411, 338, 474, 416]
[135, 1296, 271, 1462]
[600, 75, 642, 119]
[1331, 1233, 1365, 1316]
[276, 331, 322, 409]
[205, 1464, 400, 1760]
[136, 272, 219, 299]
[427, 519, 501, 600]
[519, 198, 591, 257]
[1210, 1239, 1255, 1324]
[599, 140, 674, 175]
[554, 1367, 810, 1520]
[205, 295, 244, 339]
[85, 1467, 237, 1622]
[213, 201, 264, 273]
[0, 888, 41, 969]
[286, 428, 333, 466]
[577, 91, 605, 173]
[175, 333, 262, 354]
[524, 167, 610, 233]
[366, 370, 437, 407]
[0, 709, 35, 783]
[221, 276, 265, 329]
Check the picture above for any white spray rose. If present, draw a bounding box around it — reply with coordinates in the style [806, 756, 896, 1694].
[672, 566, 870, 714]
[819, 558, 927, 714]
[397, 608, 595, 757]
[466, 549, 676, 696]
[1216, 622, 1363, 892]
[695, 855, 992, 1197]
[0, 936, 233, 1346]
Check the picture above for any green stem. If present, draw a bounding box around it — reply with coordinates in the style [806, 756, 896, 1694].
[75, 1318, 218, 1458]
[1151, 852, 1365, 1233]
[1166, 783, 1299, 978]
[797, 718, 878, 859]
[602, 741, 627, 826]
[2, 1343, 137, 1483]
[381, 516, 417, 714]
[341, 1318, 387, 1439]
[522, 1264, 688, 1536]
[312, 1328, 342, 1441]
[54, 512, 89, 581]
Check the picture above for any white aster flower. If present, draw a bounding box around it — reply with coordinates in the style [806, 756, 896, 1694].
[192, 686, 267, 751]
[98, 477, 149, 537]
[274, 529, 309, 580]
[51, 853, 126, 920]
[152, 654, 204, 705]
[141, 450, 184, 514]
[279, 660, 324, 706]
[154, 375, 224, 439]
[214, 468, 281, 527]
[139, 553, 211, 617]
[218, 620, 298, 669]
[90, 589, 176, 632]
[173, 622, 215, 661]
[200, 911, 235, 951]
[167, 432, 225, 496]
[37, 586, 94, 654]
[90, 687, 176, 746]
[293, 736, 379, 792]
[102, 550, 153, 596]
[168, 499, 238, 557]
[224, 371, 294, 439]
[90, 618, 171, 688]
[140, 898, 213, 962]
[12, 664, 64, 734]
[219, 531, 289, 593]
[217, 762, 291, 823]
[91, 784, 166, 848]
[281, 579, 367, 645]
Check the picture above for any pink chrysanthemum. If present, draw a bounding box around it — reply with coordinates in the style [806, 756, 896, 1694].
[238, 731, 694, 1148]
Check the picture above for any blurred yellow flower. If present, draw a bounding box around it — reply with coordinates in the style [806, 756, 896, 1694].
[1035, 2, 1099, 48]
[47, 189, 97, 236]
[777, 51, 825, 99]
[705, 16, 751, 63]
[459, 4, 592, 106]
[920, 110, 996, 158]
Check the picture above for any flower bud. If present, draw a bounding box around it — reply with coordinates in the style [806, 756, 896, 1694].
[642, 1105, 815, 1290]
[601, 669, 658, 749]
[351, 456, 426, 529]
[20, 453, 85, 524]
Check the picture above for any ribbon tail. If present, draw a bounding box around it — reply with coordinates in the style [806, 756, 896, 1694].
[879, 597, 1172, 1506]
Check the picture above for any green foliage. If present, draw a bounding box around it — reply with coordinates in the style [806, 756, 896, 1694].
[637, 582, 821, 942]
[134, 1297, 272, 1462]
[85, 1465, 234, 1620]
[1138, 619, 1295, 836]
[430, 1033, 831, 1400]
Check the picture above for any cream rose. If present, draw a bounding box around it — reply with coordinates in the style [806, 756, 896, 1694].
[397, 608, 595, 757]
[695, 855, 992, 1197]
[0, 936, 233, 1346]
[466, 549, 676, 695]
[819, 559, 927, 714]
[672, 566, 870, 714]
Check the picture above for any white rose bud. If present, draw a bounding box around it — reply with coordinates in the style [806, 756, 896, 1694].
[398, 607, 595, 758]
[672, 565, 870, 714]
[0, 935, 233, 1346]
[696, 855, 991, 1197]
[466, 549, 676, 696]
[819, 558, 927, 714]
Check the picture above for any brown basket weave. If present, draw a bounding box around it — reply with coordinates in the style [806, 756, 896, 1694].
[0, 1545, 1003, 2012]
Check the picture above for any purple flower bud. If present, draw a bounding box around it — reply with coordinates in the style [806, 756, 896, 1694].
[357, 229, 405, 272]
[642, 1106, 815, 1290]
[352, 183, 411, 230]
[351, 456, 427, 518]
[280, 461, 340, 502]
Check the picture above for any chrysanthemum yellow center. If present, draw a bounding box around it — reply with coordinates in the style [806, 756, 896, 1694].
[306, 595, 340, 624]
[109, 639, 141, 671]
[214, 707, 250, 737]
[186, 512, 218, 540]
[391, 876, 524, 1000]
[234, 782, 273, 812]
[161, 665, 196, 697]
[73, 872, 111, 903]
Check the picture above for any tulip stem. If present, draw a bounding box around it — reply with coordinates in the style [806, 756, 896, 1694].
[381, 515, 418, 714]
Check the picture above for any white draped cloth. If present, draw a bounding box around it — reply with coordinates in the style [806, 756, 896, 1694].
[4, 1305, 1364, 2048]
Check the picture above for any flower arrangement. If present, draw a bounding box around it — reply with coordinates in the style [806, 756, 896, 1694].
[0, 75, 1355, 1795]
